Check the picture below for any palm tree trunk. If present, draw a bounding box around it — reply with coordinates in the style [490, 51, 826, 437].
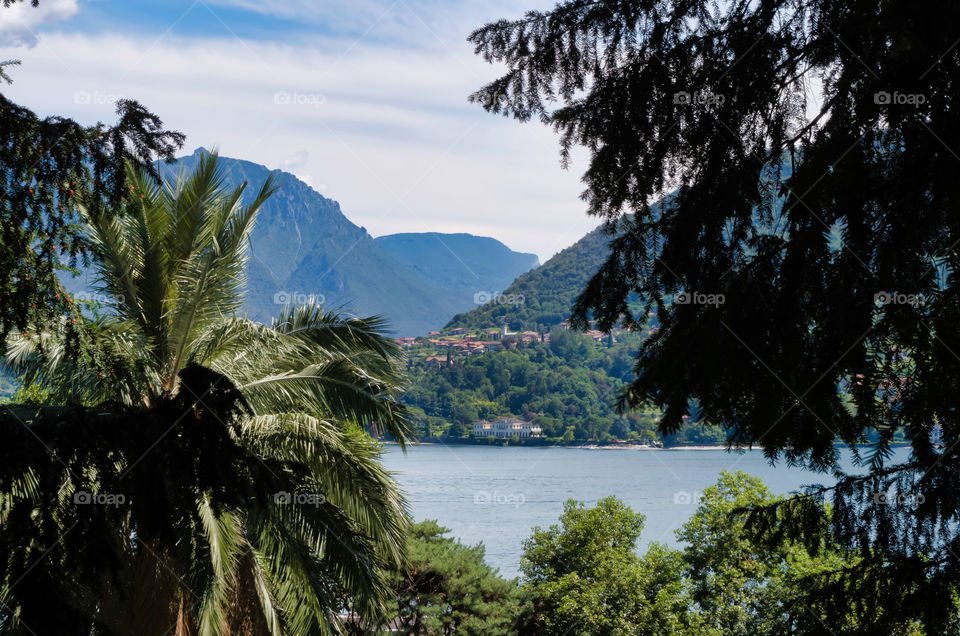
[175, 595, 197, 636]
[96, 541, 185, 635]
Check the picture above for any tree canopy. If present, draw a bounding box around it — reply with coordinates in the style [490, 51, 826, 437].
[377, 520, 522, 635]
[519, 495, 696, 635]
[1, 155, 412, 634]
[1, 55, 184, 346]
[471, 0, 960, 629]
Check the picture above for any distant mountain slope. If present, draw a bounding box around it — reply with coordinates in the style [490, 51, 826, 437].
[375, 233, 538, 306]
[162, 149, 470, 336]
[58, 149, 468, 335]
[445, 225, 612, 331]
[57, 149, 559, 335]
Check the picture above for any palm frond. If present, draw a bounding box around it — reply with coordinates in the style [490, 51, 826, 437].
[197, 495, 244, 636]
[241, 413, 409, 564]
[2, 153, 408, 633]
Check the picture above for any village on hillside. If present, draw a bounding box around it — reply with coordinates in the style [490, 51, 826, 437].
[394, 320, 644, 368]
[392, 318, 674, 443]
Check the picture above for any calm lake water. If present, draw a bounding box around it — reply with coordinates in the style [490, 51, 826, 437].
[382, 444, 911, 578]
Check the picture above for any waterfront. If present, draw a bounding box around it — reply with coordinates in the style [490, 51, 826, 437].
[383, 444, 910, 578]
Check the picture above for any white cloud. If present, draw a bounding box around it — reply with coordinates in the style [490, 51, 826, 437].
[3, 16, 598, 262]
[0, 0, 79, 47]
[280, 149, 310, 171]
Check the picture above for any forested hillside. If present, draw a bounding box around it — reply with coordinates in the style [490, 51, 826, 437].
[402, 329, 724, 445]
[444, 226, 612, 332]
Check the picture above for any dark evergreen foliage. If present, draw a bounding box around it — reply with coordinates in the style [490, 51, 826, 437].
[0, 61, 184, 345]
[471, 0, 960, 630]
[378, 520, 522, 635]
[0, 368, 260, 633]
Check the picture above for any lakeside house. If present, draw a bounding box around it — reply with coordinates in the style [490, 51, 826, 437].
[472, 417, 543, 439]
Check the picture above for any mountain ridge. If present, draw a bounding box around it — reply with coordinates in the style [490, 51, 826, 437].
[375, 232, 539, 305]
[165, 149, 468, 335]
[58, 148, 552, 335]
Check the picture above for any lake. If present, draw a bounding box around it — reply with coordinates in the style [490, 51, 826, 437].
[382, 444, 910, 578]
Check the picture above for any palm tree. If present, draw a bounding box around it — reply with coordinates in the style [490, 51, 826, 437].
[0, 151, 411, 635]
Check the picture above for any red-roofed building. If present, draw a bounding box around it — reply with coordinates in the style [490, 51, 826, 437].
[424, 355, 450, 368]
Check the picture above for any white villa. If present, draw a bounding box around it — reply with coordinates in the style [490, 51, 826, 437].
[472, 417, 543, 439]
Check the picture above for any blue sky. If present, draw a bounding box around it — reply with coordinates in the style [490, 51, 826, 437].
[2, 0, 600, 261]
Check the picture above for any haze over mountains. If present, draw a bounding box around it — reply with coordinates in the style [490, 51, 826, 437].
[375, 233, 539, 304]
[62, 149, 540, 336]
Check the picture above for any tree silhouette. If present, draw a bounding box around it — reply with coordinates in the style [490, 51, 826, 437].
[1, 39, 184, 345]
[1, 155, 412, 633]
[471, 0, 960, 630]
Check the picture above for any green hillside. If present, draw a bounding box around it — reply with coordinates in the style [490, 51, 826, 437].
[401, 329, 724, 445]
[444, 225, 611, 332]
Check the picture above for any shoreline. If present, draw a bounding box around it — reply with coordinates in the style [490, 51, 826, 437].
[388, 440, 912, 451]
[574, 443, 752, 451]
[388, 441, 757, 450]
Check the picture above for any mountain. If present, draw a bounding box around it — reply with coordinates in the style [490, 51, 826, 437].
[444, 174, 803, 333]
[444, 225, 613, 332]
[374, 233, 538, 305]
[165, 149, 476, 336]
[57, 148, 553, 335]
